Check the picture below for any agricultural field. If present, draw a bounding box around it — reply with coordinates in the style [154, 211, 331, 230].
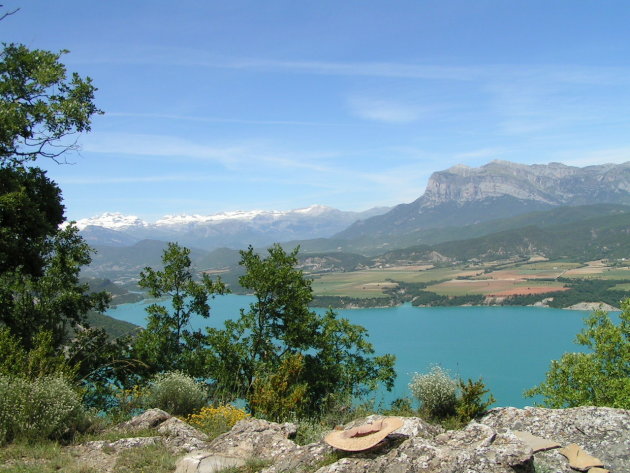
[425, 279, 567, 297]
[310, 259, 630, 301]
[610, 283, 630, 291]
[310, 266, 467, 298]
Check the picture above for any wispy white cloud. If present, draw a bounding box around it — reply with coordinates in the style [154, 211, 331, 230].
[82, 132, 246, 165]
[57, 174, 234, 185]
[106, 112, 350, 127]
[347, 97, 426, 123]
[72, 44, 630, 85]
[79, 131, 341, 174]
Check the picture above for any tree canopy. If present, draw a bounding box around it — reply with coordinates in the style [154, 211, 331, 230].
[0, 40, 105, 351]
[133, 242, 227, 375]
[0, 166, 64, 276]
[205, 244, 396, 419]
[0, 43, 101, 166]
[526, 300, 630, 409]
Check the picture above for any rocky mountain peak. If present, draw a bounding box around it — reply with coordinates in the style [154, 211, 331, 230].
[421, 160, 630, 208]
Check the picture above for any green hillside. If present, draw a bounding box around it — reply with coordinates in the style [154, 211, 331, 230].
[377, 210, 630, 264]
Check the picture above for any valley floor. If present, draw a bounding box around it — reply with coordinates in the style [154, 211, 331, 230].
[309, 258, 630, 310]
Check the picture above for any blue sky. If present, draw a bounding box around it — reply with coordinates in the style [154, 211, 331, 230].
[4, 1, 630, 221]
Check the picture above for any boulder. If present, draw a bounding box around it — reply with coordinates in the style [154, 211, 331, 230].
[117, 408, 171, 431]
[175, 418, 301, 473]
[175, 452, 246, 473]
[82, 435, 162, 452]
[480, 406, 630, 472]
[157, 417, 210, 452]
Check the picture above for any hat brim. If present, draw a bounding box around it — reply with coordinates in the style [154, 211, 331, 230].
[324, 417, 404, 452]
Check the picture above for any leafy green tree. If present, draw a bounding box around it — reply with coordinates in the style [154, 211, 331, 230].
[0, 43, 101, 166]
[0, 225, 109, 349]
[526, 301, 630, 408]
[0, 38, 115, 401]
[205, 244, 396, 418]
[133, 242, 227, 375]
[0, 166, 64, 276]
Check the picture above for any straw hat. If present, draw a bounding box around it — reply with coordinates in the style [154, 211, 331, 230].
[324, 417, 404, 451]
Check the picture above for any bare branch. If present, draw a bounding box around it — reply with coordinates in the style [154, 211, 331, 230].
[0, 5, 20, 22]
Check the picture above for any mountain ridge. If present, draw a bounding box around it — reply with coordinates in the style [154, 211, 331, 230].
[336, 160, 630, 241]
[76, 205, 390, 250]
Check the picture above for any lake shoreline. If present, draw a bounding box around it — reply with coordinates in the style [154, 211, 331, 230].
[105, 295, 602, 408]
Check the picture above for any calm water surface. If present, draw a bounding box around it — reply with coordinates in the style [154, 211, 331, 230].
[107, 295, 608, 408]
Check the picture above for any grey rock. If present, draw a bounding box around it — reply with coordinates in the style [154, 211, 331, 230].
[167, 408, 630, 473]
[82, 435, 162, 452]
[314, 422, 534, 473]
[203, 418, 298, 460]
[263, 442, 334, 473]
[157, 417, 209, 452]
[263, 415, 443, 473]
[118, 408, 171, 431]
[480, 406, 630, 472]
[177, 418, 301, 473]
[175, 452, 246, 473]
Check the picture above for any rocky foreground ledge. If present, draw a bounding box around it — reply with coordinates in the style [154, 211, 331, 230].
[76, 406, 629, 473]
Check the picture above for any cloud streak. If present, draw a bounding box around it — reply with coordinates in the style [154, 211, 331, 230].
[106, 112, 352, 127]
[347, 97, 425, 123]
[73, 44, 630, 85]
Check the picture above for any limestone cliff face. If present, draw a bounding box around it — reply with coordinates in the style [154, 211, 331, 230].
[336, 160, 630, 240]
[421, 160, 630, 208]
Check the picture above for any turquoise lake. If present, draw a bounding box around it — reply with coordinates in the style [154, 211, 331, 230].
[107, 295, 611, 409]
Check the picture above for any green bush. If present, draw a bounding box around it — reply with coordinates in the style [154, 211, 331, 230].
[144, 371, 207, 416]
[456, 378, 495, 421]
[409, 366, 457, 419]
[382, 397, 416, 417]
[0, 375, 86, 444]
[0, 328, 76, 379]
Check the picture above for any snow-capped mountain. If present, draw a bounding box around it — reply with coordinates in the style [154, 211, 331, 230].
[75, 212, 148, 230]
[76, 205, 389, 250]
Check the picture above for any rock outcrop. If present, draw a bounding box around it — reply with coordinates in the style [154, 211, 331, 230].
[175, 407, 629, 473]
[479, 406, 630, 472]
[71, 409, 211, 473]
[73, 406, 629, 473]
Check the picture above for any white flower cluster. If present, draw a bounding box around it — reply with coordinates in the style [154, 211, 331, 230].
[145, 371, 207, 416]
[0, 375, 84, 443]
[409, 365, 458, 417]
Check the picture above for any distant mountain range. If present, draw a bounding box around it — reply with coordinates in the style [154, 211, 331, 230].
[76, 205, 390, 250]
[81, 160, 630, 281]
[82, 203, 630, 285]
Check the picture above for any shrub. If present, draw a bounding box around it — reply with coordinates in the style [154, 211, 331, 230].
[456, 378, 495, 421]
[186, 404, 249, 439]
[249, 354, 309, 421]
[106, 384, 147, 423]
[144, 371, 207, 416]
[0, 375, 86, 444]
[409, 366, 457, 419]
[0, 328, 76, 380]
